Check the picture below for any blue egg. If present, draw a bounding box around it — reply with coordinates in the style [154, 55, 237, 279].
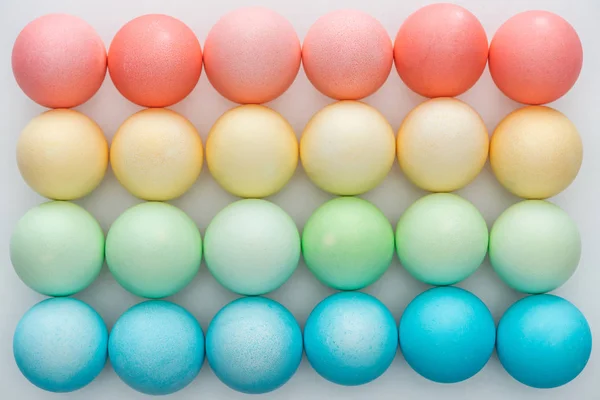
[13, 298, 107, 393]
[206, 297, 302, 394]
[304, 292, 397, 386]
[399, 287, 495, 383]
[108, 301, 204, 395]
[497, 294, 592, 388]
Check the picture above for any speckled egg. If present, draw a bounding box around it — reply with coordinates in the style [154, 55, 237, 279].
[206, 105, 298, 198]
[105, 202, 202, 299]
[304, 292, 397, 386]
[108, 14, 202, 107]
[12, 14, 107, 108]
[17, 109, 108, 200]
[204, 199, 300, 295]
[497, 295, 591, 388]
[490, 106, 582, 199]
[396, 193, 488, 286]
[301, 101, 395, 195]
[399, 287, 495, 383]
[489, 11, 583, 105]
[203, 7, 301, 104]
[489, 200, 581, 294]
[14, 298, 107, 393]
[302, 9, 393, 100]
[302, 197, 394, 290]
[109, 301, 204, 395]
[394, 4, 488, 98]
[10, 201, 104, 297]
[110, 108, 203, 201]
[206, 297, 302, 394]
[397, 98, 489, 192]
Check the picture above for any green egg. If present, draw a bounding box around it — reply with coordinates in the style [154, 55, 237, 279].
[10, 201, 105, 296]
[302, 197, 394, 290]
[395, 193, 488, 286]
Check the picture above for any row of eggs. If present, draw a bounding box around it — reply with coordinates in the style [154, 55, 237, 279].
[12, 6, 582, 109]
[14, 290, 591, 395]
[17, 100, 583, 202]
[11, 195, 581, 300]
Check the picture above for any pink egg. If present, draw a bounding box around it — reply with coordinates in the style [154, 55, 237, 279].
[394, 4, 488, 98]
[12, 14, 107, 108]
[108, 15, 202, 108]
[489, 11, 583, 105]
[302, 10, 393, 100]
[203, 7, 301, 104]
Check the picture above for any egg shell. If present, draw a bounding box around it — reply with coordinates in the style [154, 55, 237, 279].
[12, 14, 107, 108]
[108, 14, 202, 107]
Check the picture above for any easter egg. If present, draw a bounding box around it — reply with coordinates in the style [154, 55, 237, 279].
[304, 292, 397, 386]
[204, 199, 300, 295]
[109, 301, 204, 395]
[206, 105, 298, 198]
[490, 106, 582, 199]
[12, 14, 106, 108]
[394, 4, 488, 98]
[301, 101, 395, 195]
[396, 193, 488, 285]
[399, 287, 495, 383]
[302, 197, 394, 290]
[397, 98, 488, 192]
[489, 200, 580, 294]
[110, 108, 203, 201]
[106, 202, 201, 298]
[302, 10, 393, 100]
[108, 14, 202, 107]
[489, 11, 583, 105]
[17, 109, 108, 200]
[206, 297, 302, 394]
[203, 7, 301, 104]
[14, 298, 107, 393]
[497, 295, 591, 388]
[10, 201, 104, 297]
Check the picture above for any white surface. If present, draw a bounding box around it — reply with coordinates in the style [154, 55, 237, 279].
[0, 0, 598, 399]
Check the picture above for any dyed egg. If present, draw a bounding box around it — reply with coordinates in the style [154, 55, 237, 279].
[12, 14, 106, 108]
[301, 101, 395, 195]
[10, 202, 104, 297]
[108, 14, 202, 107]
[17, 109, 108, 200]
[397, 98, 488, 192]
[204, 199, 300, 295]
[396, 193, 488, 286]
[394, 4, 488, 98]
[490, 106, 582, 199]
[304, 292, 397, 386]
[109, 301, 204, 395]
[110, 108, 203, 201]
[489, 200, 580, 294]
[207, 105, 298, 198]
[489, 11, 583, 105]
[399, 287, 495, 383]
[206, 297, 302, 394]
[302, 10, 393, 100]
[106, 202, 201, 298]
[203, 7, 301, 104]
[302, 197, 394, 290]
[14, 298, 107, 392]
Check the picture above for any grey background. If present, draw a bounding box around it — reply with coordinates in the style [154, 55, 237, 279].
[1, 0, 598, 398]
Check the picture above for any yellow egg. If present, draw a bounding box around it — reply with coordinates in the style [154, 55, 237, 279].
[17, 109, 108, 200]
[301, 101, 395, 195]
[206, 105, 298, 198]
[490, 106, 582, 199]
[397, 98, 489, 192]
[110, 108, 203, 201]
